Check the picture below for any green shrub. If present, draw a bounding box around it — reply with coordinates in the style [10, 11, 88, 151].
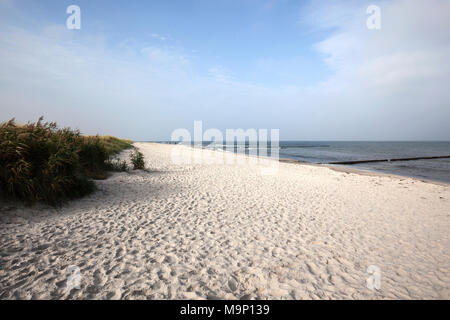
[130, 149, 145, 170]
[0, 117, 133, 205]
[78, 136, 110, 179]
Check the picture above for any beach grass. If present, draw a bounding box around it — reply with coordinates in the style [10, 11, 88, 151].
[96, 135, 134, 156]
[130, 149, 145, 170]
[0, 117, 133, 205]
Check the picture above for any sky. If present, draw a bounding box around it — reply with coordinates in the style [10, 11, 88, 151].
[0, 0, 449, 141]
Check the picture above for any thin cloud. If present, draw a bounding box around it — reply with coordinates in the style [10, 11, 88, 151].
[149, 33, 167, 41]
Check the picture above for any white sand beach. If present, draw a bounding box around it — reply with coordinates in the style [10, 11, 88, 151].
[0, 142, 449, 300]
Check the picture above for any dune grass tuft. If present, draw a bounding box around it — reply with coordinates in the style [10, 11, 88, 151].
[0, 117, 134, 205]
[130, 149, 145, 170]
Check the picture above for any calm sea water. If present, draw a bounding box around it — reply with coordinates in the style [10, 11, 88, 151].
[277, 141, 450, 183]
[160, 141, 450, 183]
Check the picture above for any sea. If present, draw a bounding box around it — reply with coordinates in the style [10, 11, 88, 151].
[157, 141, 450, 183]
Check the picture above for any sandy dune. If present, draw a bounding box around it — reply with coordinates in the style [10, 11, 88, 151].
[0, 142, 449, 299]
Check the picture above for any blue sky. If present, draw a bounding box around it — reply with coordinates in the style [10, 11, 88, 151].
[8, 0, 329, 85]
[1, 0, 450, 140]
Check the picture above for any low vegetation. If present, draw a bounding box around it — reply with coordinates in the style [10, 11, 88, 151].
[105, 157, 129, 172]
[0, 117, 136, 205]
[98, 135, 134, 155]
[130, 149, 145, 170]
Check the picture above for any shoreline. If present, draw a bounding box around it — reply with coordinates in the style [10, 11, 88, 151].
[174, 142, 450, 187]
[279, 158, 450, 187]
